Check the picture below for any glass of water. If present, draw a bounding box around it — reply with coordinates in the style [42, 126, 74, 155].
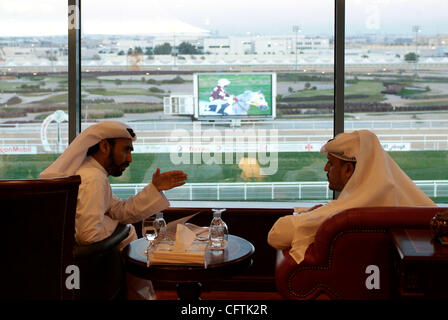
[142, 216, 158, 254]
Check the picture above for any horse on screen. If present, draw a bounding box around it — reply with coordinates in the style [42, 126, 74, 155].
[201, 90, 269, 116]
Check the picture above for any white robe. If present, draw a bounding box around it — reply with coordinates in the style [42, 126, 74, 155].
[39, 121, 168, 299]
[75, 156, 170, 248]
[268, 130, 436, 264]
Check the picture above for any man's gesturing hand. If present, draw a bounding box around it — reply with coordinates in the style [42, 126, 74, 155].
[152, 168, 188, 191]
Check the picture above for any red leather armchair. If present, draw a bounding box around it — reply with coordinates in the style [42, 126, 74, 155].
[275, 206, 446, 300]
[0, 176, 81, 300]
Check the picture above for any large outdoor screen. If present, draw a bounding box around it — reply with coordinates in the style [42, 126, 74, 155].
[193, 72, 276, 120]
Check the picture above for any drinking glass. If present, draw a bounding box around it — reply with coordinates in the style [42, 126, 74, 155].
[154, 212, 167, 240]
[142, 216, 158, 254]
[212, 208, 226, 215]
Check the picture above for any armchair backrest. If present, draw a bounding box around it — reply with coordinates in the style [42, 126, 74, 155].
[275, 206, 446, 300]
[0, 175, 81, 300]
[307, 206, 446, 266]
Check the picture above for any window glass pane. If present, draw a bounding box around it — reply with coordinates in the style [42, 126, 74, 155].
[82, 0, 334, 203]
[346, 0, 448, 203]
[0, 1, 68, 179]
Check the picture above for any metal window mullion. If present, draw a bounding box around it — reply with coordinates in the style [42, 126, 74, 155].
[334, 0, 345, 137]
[333, 0, 345, 200]
[68, 0, 81, 143]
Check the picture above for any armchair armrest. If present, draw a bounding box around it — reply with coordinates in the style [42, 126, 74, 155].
[275, 249, 298, 297]
[73, 224, 130, 300]
[74, 224, 130, 259]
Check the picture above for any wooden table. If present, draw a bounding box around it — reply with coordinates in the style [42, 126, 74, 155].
[124, 235, 255, 300]
[391, 228, 448, 299]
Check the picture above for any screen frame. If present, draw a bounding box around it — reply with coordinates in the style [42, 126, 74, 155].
[193, 72, 276, 121]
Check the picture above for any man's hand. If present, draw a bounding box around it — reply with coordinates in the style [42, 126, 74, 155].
[152, 168, 188, 191]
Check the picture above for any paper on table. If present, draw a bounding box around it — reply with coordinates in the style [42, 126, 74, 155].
[148, 215, 207, 266]
[185, 223, 209, 235]
[164, 212, 200, 240]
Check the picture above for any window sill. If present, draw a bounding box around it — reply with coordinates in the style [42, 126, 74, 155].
[169, 201, 448, 209]
[169, 200, 325, 209]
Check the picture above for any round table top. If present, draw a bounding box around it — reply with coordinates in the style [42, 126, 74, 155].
[124, 235, 255, 282]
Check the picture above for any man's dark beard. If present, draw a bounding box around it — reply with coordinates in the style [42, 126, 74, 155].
[107, 149, 129, 177]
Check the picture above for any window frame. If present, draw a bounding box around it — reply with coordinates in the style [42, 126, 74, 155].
[67, 0, 345, 203]
[68, 0, 345, 140]
[68, 0, 82, 143]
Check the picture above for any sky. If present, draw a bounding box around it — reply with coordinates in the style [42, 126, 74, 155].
[0, 0, 447, 37]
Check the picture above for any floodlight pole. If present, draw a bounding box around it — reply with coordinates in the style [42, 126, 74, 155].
[412, 25, 421, 75]
[293, 25, 301, 71]
[172, 32, 179, 70]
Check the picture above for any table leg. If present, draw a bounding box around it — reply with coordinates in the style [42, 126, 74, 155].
[176, 282, 202, 300]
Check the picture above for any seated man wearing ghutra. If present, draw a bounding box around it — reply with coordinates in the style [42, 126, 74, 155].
[41, 121, 187, 248]
[40, 121, 187, 299]
[268, 130, 436, 265]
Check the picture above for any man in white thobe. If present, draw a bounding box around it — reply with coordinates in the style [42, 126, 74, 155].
[40, 120, 188, 299]
[268, 130, 436, 265]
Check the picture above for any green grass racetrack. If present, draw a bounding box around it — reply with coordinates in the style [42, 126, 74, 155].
[2, 151, 447, 184]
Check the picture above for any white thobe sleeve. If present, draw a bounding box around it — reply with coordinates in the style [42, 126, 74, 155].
[106, 182, 170, 224]
[267, 215, 296, 250]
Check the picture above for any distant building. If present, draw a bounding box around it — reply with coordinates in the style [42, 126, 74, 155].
[253, 36, 293, 55]
[427, 34, 448, 47]
[203, 37, 252, 55]
[203, 35, 330, 55]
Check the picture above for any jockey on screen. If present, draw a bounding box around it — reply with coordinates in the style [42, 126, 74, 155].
[208, 78, 237, 114]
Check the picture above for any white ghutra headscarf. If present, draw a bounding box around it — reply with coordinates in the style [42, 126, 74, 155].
[277, 130, 436, 264]
[40, 121, 137, 178]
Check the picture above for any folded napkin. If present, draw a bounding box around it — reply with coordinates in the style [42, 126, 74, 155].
[149, 224, 207, 266]
[172, 224, 196, 251]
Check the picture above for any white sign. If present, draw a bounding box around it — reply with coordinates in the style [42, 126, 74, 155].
[130, 142, 411, 154]
[133, 143, 277, 154]
[171, 144, 274, 153]
[296, 144, 321, 152]
[0, 146, 37, 155]
[381, 143, 411, 151]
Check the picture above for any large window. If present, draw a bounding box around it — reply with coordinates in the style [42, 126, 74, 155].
[0, 1, 68, 179]
[346, 0, 448, 203]
[81, 0, 335, 203]
[1, 1, 446, 204]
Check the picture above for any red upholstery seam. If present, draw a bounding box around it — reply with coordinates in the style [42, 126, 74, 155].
[287, 228, 387, 299]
